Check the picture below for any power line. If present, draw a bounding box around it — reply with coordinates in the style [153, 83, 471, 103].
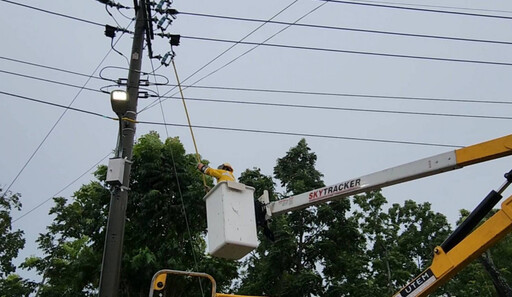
[351, 0, 512, 15]
[173, 85, 512, 106]
[0, 55, 160, 85]
[177, 0, 301, 85]
[6, 0, 510, 40]
[0, 56, 105, 81]
[0, 25, 132, 200]
[179, 11, 512, 46]
[181, 35, 512, 67]
[149, 57, 207, 296]
[0, 69, 103, 94]
[146, 0, 301, 112]
[0, 58, 108, 198]
[1, 0, 105, 27]
[0, 91, 113, 119]
[319, 0, 512, 20]
[2, 61, 511, 106]
[156, 95, 512, 120]
[143, 1, 326, 113]
[0, 90, 468, 148]
[137, 120, 463, 148]
[12, 151, 113, 223]
[4, 78, 511, 120]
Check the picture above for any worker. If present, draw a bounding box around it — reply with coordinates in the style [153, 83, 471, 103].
[197, 162, 235, 183]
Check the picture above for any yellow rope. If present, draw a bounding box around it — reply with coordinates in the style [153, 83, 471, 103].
[171, 59, 208, 190]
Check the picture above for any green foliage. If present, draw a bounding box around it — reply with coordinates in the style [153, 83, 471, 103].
[23, 132, 237, 297]
[0, 189, 34, 296]
[316, 198, 369, 297]
[236, 140, 455, 297]
[21, 133, 511, 296]
[0, 189, 25, 277]
[0, 274, 35, 297]
[349, 191, 451, 296]
[273, 138, 324, 195]
[239, 167, 276, 200]
[237, 139, 325, 297]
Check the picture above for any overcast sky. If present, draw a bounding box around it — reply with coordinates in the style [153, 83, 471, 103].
[2, 0, 512, 281]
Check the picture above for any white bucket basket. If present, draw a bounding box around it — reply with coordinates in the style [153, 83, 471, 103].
[204, 181, 258, 260]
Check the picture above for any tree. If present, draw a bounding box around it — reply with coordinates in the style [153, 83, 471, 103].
[316, 197, 368, 297]
[352, 191, 451, 296]
[0, 189, 25, 277]
[0, 189, 34, 296]
[23, 132, 238, 297]
[237, 139, 325, 297]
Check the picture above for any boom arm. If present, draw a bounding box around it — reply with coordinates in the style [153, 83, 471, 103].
[265, 134, 512, 217]
[393, 171, 512, 297]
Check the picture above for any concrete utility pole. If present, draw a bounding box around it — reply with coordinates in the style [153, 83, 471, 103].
[98, 1, 147, 296]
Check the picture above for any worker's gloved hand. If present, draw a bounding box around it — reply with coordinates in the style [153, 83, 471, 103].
[197, 163, 208, 173]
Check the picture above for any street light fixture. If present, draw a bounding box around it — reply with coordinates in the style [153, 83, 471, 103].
[106, 89, 130, 186]
[110, 89, 129, 116]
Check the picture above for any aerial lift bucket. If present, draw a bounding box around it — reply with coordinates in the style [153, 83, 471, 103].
[204, 181, 259, 260]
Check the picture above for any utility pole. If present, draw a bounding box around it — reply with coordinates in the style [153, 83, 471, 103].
[99, 0, 147, 296]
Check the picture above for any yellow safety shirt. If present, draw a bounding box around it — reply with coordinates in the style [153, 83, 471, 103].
[204, 167, 235, 182]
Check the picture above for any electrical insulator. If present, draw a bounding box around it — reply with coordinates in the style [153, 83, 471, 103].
[155, 0, 168, 12]
[157, 17, 172, 30]
[161, 52, 173, 66]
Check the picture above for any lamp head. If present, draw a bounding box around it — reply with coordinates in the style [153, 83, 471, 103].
[110, 90, 129, 115]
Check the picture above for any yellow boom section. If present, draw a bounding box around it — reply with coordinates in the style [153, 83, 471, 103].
[217, 293, 264, 297]
[149, 269, 269, 297]
[455, 134, 512, 166]
[393, 194, 512, 297]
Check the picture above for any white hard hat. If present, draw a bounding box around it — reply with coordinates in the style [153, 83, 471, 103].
[218, 163, 233, 172]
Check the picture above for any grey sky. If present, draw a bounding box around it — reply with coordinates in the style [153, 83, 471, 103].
[1, 0, 512, 282]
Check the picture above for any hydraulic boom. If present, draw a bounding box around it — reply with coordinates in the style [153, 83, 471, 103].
[393, 170, 512, 297]
[263, 134, 512, 217]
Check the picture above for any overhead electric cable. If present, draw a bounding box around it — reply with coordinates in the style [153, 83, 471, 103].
[170, 59, 207, 188]
[318, 0, 512, 20]
[5, 90, 511, 121]
[0, 90, 474, 149]
[352, 0, 512, 15]
[1, 0, 105, 27]
[178, 0, 300, 85]
[143, 0, 301, 113]
[148, 57, 206, 297]
[185, 3, 329, 90]
[0, 56, 153, 84]
[2, 64, 511, 106]
[179, 11, 512, 46]
[0, 69, 103, 94]
[0, 56, 106, 81]
[12, 151, 113, 223]
[172, 84, 512, 105]
[136, 120, 463, 148]
[140, 1, 328, 113]
[0, 22, 132, 200]
[181, 35, 512, 67]
[0, 91, 114, 119]
[156, 95, 512, 120]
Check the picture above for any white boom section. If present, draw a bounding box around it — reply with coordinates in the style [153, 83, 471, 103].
[269, 151, 455, 215]
[268, 134, 512, 216]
